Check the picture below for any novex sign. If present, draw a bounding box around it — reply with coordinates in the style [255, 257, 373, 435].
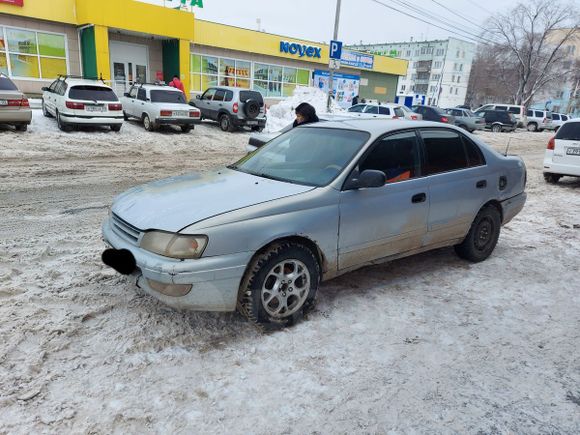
[0, 0, 24, 6]
[280, 41, 321, 59]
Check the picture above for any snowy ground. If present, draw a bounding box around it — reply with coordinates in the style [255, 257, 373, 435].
[0, 111, 579, 434]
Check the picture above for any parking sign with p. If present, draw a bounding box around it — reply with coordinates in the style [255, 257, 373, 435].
[329, 40, 343, 60]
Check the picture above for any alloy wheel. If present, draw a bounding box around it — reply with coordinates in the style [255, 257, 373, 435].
[261, 259, 311, 318]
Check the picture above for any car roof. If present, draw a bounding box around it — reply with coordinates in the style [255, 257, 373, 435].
[137, 84, 181, 92]
[64, 78, 112, 88]
[301, 118, 464, 134]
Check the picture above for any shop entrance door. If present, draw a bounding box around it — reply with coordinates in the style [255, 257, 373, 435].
[109, 41, 149, 95]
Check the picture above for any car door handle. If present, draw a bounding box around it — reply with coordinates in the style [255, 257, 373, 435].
[476, 180, 487, 189]
[412, 193, 427, 203]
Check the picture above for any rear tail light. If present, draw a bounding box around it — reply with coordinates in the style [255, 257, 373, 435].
[410, 115, 418, 120]
[189, 110, 200, 117]
[233, 102, 239, 114]
[547, 137, 555, 150]
[7, 99, 28, 107]
[66, 101, 85, 110]
[160, 110, 172, 117]
[20, 98, 30, 107]
[441, 116, 449, 123]
[108, 103, 122, 111]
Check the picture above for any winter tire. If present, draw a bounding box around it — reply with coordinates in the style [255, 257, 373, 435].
[454, 205, 501, 263]
[251, 126, 264, 132]
[15, 124, 28, 132]
[143, 114, 155, 131]
[56, 111, 72, 132]
[181, 125, 193, 133]
[544, 173, 561, 184]
[491, 124, 502, 133]
[219, 114, 235, 132]
[238, 242, 320, 328]
[123, 111, 129, 121]
[111, 124, 122, 132]
[527, 123, 538, 132]
[42, 100, 53, 118]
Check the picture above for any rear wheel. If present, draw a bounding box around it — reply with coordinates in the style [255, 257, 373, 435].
[123, 111, 129, 121]
[56, 111, 72, 132]
[491, 124, 502, 133]
[143, 114, 155, 131]
[251, 126, 264, 132]
[15, 124, 28, 132]
[455, 205, 501, 263]
[181, 125, 193, 133]
[238, 242, 320, 328]
[544, 173, 561, 184]
[111, 124, 122, 132]
[527, 123, 538, 132]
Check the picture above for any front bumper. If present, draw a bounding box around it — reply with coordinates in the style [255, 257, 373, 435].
[60, 113, 124, 125]
[101, 218, 252, 311]
[156, 117, 201, 126]
[501, 192, 527, 225]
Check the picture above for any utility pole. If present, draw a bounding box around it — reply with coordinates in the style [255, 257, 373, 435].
[327, 0, 342, 112]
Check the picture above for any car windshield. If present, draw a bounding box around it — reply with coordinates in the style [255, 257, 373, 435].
[555, 122, 580, 140]
[69, 86, 118, 101]
[0, 77, 18, 91]
[151, 90, 186, 104]
[231, 127, 370, 187]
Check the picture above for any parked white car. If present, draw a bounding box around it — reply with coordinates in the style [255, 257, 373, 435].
[121, 84, 201, 132]
[551, 113, 572, 133]
[42, 77, 124, 132]
[543, 118, 580, 183]
[474, 103, 525, 127]
[348, 103, 407, 120]
[526, 109, 555, 132]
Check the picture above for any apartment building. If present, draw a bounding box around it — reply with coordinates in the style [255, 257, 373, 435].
[349, 37, 476, 108]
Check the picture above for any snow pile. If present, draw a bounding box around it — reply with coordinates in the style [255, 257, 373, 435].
[265, 86, 344, 132]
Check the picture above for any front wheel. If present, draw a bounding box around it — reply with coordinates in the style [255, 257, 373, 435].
[491, 124, 502, 133]
[42, 100, 52, 118]
[527, 123, 538, 132]
[455, 205, 501, 263]
[219, 114, 236, 132]
[238, 242, 320, 328]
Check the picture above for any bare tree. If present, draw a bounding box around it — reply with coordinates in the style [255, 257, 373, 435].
[485, 0, 579, 109]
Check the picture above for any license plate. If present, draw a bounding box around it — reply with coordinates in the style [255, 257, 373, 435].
[246, 120, 258, 125]
[173, 111, 188, 117]
[566, 147, 580, 156]
[0, 100, 7, 106]
[86, 105, 106, 112]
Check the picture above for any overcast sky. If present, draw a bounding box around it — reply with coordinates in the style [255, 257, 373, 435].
[141, 0, 580, 46]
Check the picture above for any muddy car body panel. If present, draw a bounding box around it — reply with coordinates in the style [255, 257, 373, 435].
[102, 120, 527, 312]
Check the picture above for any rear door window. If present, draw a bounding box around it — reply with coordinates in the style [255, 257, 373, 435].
[365, 106, 379, 114]
[378, 106, 390, 115]
[562, 115, 569, 121]
[508, 107, 521, 115]
[420, 129, 469, 175]
[462, 135, 486, 167]
[496, 106, 507, 111]
[225, 90, 234, 102]
[527, 110, 534, 117]
[69, 86, 118, 101]
[552, 114, 560, 121]
[555, 122, 580, 140]
[0, 77, 18, 91]
[359, 131, 421, 182]
[151, 90, 186, 104]
[535, 111, 543, 118]
[239, 91, 264, 105]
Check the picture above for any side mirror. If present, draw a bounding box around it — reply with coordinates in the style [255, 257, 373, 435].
[195, 94, 201, 100]
[41, 87, 49, 92]
[124, 92, 130, 97]
[345, 169, 386, 190]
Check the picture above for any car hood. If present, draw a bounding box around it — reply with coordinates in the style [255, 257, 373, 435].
[112, 169, 314, 232]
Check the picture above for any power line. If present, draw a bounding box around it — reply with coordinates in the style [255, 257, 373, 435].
[428, 0, 491, 34]
[368, 0, 496, 45]
[468, 0, 494, 15]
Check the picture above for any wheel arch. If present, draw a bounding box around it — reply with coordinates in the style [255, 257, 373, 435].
[481, 199, 503, 222]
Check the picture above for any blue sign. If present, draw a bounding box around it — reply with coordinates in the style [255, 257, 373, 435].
[340, 49, 374, 70]
[280, 41, 322, 58]
[329, 40, 343, 60]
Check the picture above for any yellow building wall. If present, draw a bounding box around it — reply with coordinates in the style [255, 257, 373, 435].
[179, 39, 190, 92]
[0, 0, 77, 24]
[194, 20, 408, 76]
[94, 25, 111, 81]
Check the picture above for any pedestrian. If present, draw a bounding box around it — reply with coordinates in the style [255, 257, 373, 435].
[168, 75, 186, 97]
[293, 102, 319, 127]
[352, 95, 359, 106]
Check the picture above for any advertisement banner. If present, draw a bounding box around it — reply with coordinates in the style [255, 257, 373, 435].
[0, 0, 24, 6]
[313, 70, 360, 109]
[340, 49, 374, 70]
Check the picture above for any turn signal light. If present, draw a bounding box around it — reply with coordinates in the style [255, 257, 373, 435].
[547, 137, 555, 150]
[108, 103, 122, 111]
[233, 102, 239, 113]
[66, 101, 85, 110]
[441, 116, 449, 123]
[160, 110, 172, 117]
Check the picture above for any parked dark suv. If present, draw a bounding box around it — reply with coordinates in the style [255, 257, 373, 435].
[192, 87, 267, 132]
[412, 105, 455, 124]
[477, 110, 517, 133]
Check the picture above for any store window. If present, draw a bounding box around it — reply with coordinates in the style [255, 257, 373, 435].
[252, 62, 309, 98]
[0, 27, 67, 79]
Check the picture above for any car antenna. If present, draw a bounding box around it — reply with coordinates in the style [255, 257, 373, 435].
[504, 138, 512, 156]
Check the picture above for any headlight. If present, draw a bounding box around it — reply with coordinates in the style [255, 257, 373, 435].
[140, 231, 208, 259]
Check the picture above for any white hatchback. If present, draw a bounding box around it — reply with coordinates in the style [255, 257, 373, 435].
[543, 119, 580, 183]
[42, 77, 124, 132]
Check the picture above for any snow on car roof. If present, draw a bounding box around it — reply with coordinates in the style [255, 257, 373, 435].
[301, 118, 462, 134]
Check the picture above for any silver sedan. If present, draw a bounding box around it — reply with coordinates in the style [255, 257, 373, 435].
[102, 119, 527, 327]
